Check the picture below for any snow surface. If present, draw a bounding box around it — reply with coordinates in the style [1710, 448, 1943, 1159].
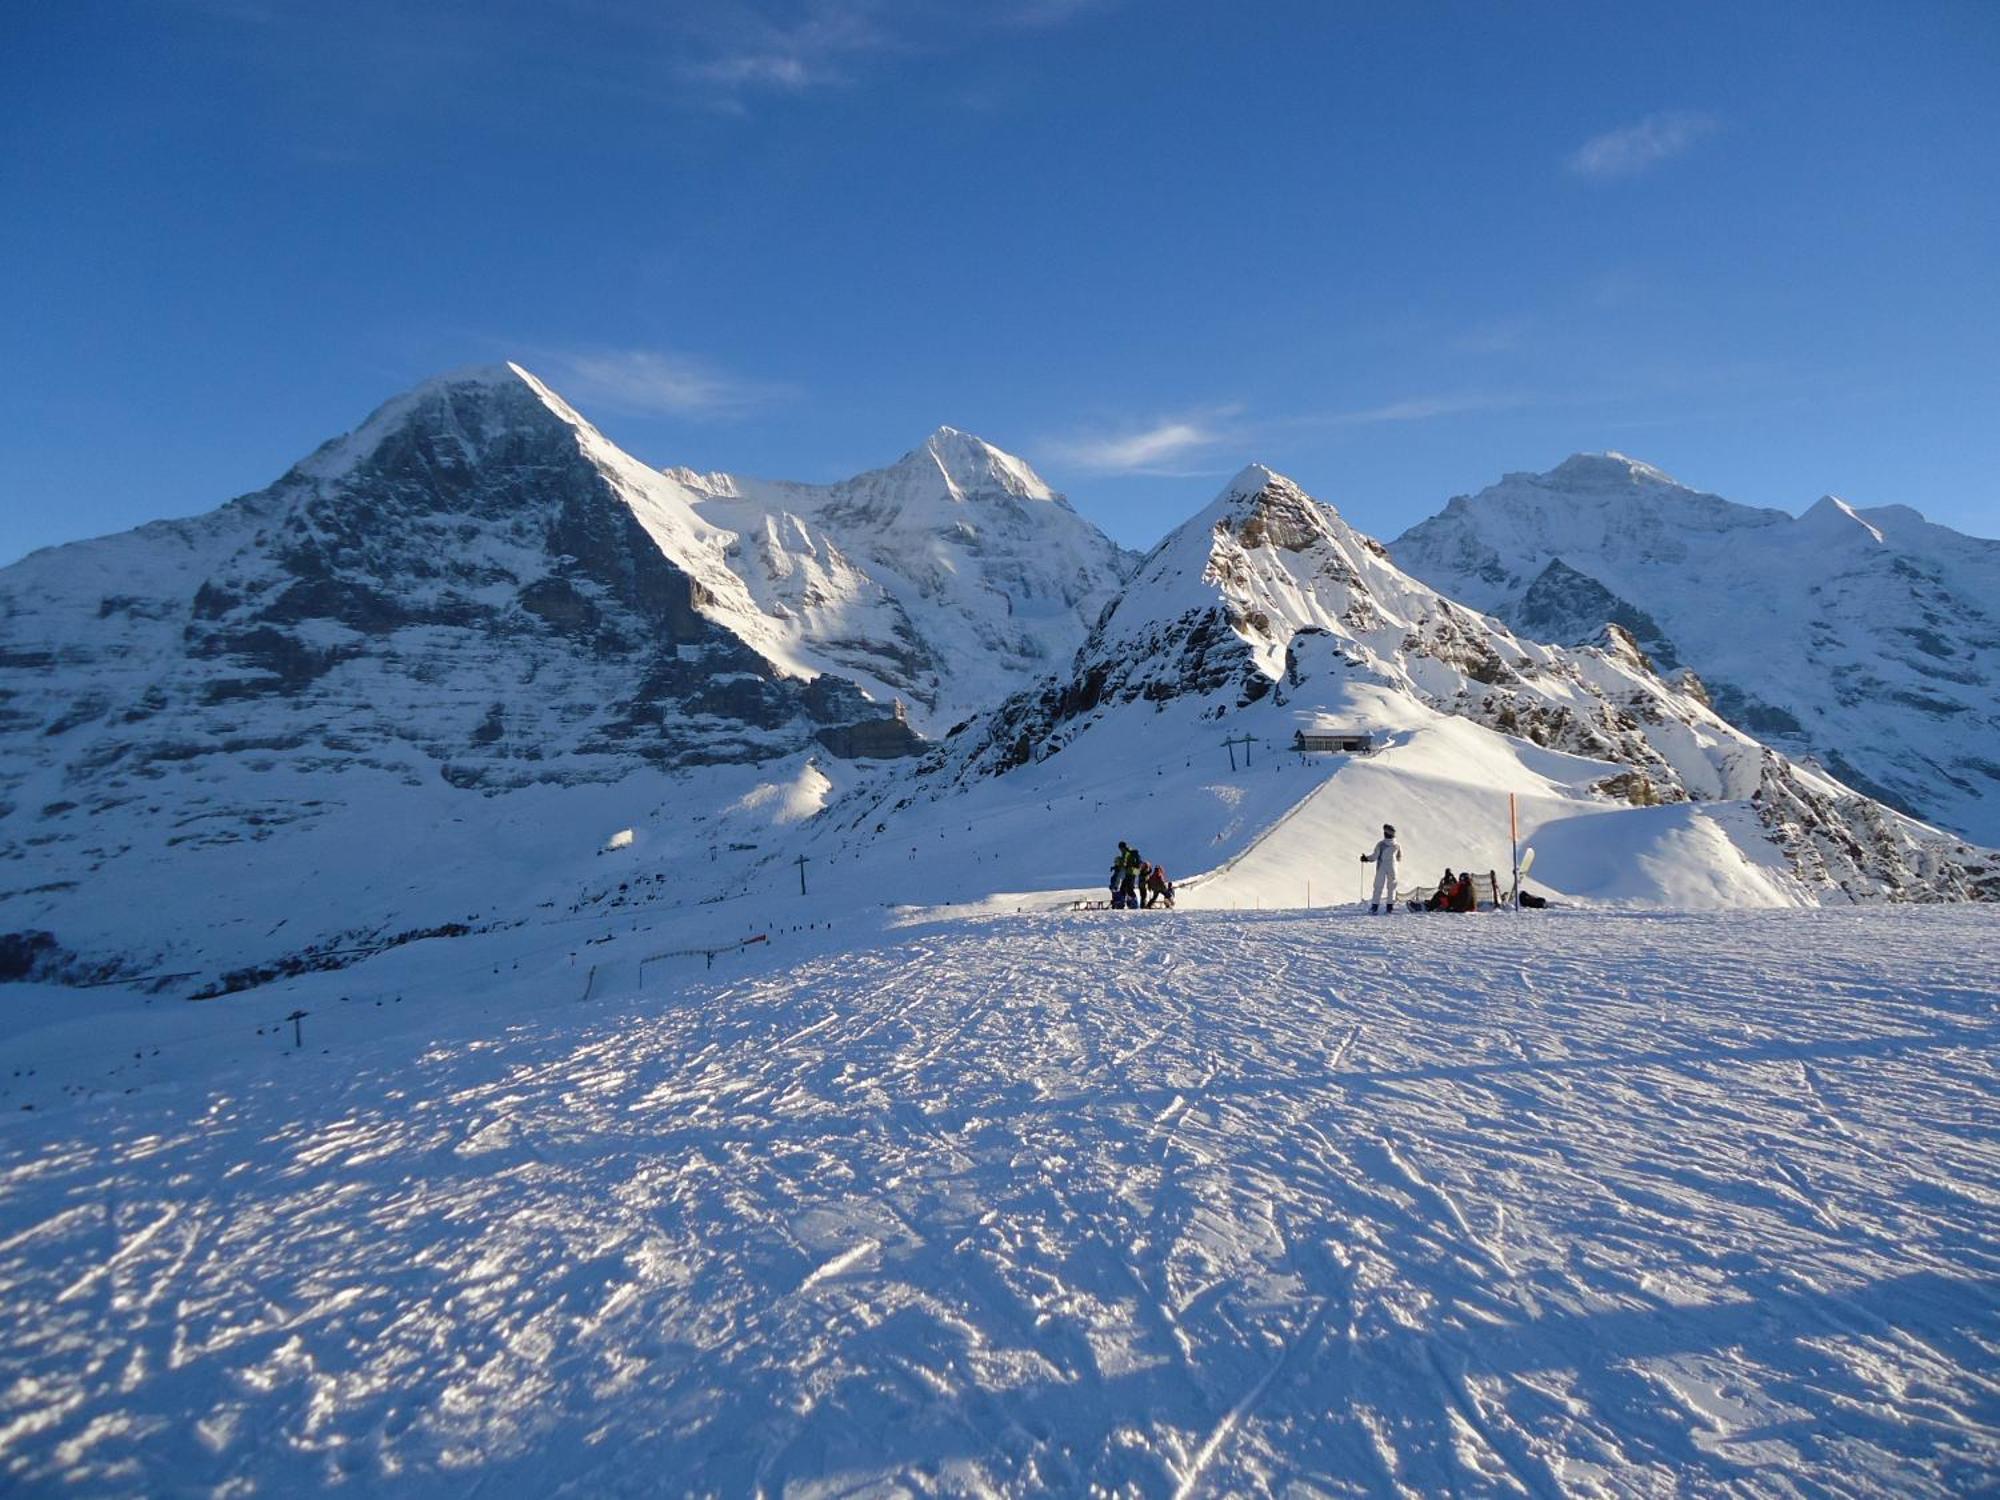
[2, 904, 1995, 1494]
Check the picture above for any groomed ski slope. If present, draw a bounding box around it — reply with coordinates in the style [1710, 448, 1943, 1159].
[3, 906, 1996, 1495]
[793, 678, 1818, 920]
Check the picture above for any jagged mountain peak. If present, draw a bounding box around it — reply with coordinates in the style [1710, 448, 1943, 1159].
[436, 359, 541, 391]
[1432, 452, 1794, 539]
[878, 426, 1059, 505]
[1182, 465, 1380, 568]
[1416, 454, 1791, 554]
[1177, 466, 1333, 541]
[648, 425, 1131, 734]
[661, 428, 1057, 512]
[291, 361, 581, 485]
[1218, 462, 1283, 500]
[1800, 494, 1886, 544]
[1086, 466, 1459, 690]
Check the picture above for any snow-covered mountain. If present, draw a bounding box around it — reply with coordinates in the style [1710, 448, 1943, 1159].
[1391, 453, 2000, 845]
[0, 365, 1123, 980]
[667, 426, 1133, 735]
[0, 363, 923, 789]
[927, 465, 1994, 907]
[2, 379, 1992, 993]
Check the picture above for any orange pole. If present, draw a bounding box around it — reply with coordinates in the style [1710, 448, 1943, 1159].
[1509, 793, 1520, 908]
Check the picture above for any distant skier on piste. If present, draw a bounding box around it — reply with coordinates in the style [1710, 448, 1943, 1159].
[1361, 824, 1401, 914]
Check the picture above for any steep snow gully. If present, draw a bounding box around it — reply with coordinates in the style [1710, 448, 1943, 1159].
[2, 906, 1995, 1495]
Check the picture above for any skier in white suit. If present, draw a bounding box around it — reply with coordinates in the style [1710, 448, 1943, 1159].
[1361, 824, 1401, 913]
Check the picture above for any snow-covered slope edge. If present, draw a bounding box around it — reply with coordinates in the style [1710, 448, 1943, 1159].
[933, 466, 1996, 906]
[1392, 453, 2000, 846]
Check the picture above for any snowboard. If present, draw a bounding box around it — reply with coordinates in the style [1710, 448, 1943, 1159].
[1512, 847, 1536, 902]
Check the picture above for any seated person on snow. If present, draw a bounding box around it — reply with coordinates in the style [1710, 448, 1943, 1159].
[1426, 868, 1456, 911]
[1449, 872, 1477, 912]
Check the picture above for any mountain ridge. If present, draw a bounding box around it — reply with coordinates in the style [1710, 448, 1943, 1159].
[1393, 453, 2000, 843]
[930, 463, 1990, 907]
[2, 373, 1992, 993]
[665, 422, 1134, 734]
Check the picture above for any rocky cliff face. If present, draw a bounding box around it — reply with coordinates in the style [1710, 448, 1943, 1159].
[0, 367, 899, 816]
[1392, 453, 2000, 844]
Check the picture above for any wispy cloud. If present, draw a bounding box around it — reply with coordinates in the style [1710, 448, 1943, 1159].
[1045, 412, 1238, 474]
[682, 1, 892, 96]
[543, 349, 789, 419]
[1568, 111, 1719, 180]
[675, 0, 1106, 103]
[1047, 390, 1525, 473]
[177, 0, 1107, 116]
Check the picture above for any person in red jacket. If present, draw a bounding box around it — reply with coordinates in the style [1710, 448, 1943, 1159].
[1425, 868, 1456, 911]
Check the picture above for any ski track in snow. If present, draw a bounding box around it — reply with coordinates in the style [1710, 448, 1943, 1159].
[1, 909, 1997, 1495]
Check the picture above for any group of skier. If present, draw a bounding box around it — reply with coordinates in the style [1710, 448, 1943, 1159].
[1362, 825, 1515, 913]
[1105, 823, 1530, 914]
[1368, 828, 1496, 912]
[1108, 841, 1174, 909]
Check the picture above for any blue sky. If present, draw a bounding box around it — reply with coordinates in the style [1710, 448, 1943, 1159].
[4, 0, 1997, 561]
